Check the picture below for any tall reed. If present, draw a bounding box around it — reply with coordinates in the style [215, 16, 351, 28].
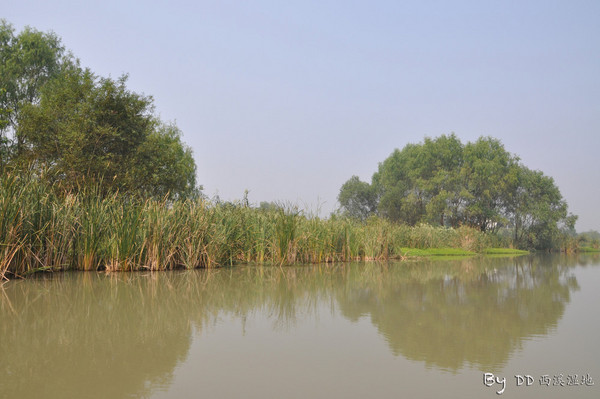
[1, 171, 504, 278]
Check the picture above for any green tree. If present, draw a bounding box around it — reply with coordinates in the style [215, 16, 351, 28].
[371, 134, 464, 225]
[460, 136, 519, 232]
[338, 134, 576, 250]
[337, 175, 378, 220]
[0, 88, 9, 167]
[132, 123, 198, 199]
[417, 134, 464, 226]
[508, 166, 575, 249]
[17, 66, 197, 199]
[0, 20, 67, 155]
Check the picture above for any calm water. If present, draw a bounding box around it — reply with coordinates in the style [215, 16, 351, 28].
[1, 254, 599, 398]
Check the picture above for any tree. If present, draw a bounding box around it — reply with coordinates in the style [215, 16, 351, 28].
[337, 175, 378, 220]
[0, 20, 67, 156]
[371, 134, 464, 225]
[0, 88, 9, 167]
[417, 134, 464, 226]
[17, 66, 197, 199]
[460, 136, 520, 232]
[1, 21, 199, 199]
[338, 134, 577, 249]
[578, 230, 600, 249]
[508, 166, 575, 249]
[132, 123, 198, 199]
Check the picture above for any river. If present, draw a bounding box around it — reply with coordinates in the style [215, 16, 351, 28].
[1, 254, 598, 398]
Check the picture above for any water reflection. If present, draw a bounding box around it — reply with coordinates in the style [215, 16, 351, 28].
[0, 273, 193, 398]
[336, 256, 579, 371]
[0, 254, 595, 398]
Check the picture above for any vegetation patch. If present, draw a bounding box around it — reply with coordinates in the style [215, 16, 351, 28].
[400, 248, 476, 257]
[338, 134, 578, 251]
[483, 248, 529, 255]
[579, 247, 600, 253]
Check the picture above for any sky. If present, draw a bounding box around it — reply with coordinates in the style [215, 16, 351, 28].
[4, 0, 600, 231]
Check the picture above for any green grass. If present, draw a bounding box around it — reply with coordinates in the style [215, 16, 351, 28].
[400, 247, 476, 257]
[482, 248, 530, 255]
[579, 246, 600, 253]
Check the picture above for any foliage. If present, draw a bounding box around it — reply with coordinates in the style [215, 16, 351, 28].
[400, 247, 476, 257]
[0, 20, 67, 149]
[1, 20, 66, 166]
[370, 134, 465, 226]
[337, 175, 378, 220]
[0, 89, 9, 165]
[258, 201, 283, 212]
[482, 248, 529, 255]
[1, 20, 198, 199]
[15, 67, 197, 198]
[577, 230, 600, 250]
[507, 166, 575, 249]
[460, 136, 519, 231]
[338, 134, 576, 250]
[129, 122, 198, 199]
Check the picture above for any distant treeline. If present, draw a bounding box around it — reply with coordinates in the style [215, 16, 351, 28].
[338, 134, 579, 250]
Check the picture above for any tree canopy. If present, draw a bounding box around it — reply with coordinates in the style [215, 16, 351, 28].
[338, 134, 576, 249]
[337, 175, 378, 221]
[0, 20, 66, 136]
[1, 20, 198, 199]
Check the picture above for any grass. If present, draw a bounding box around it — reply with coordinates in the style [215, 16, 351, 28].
[482, 248, 530, 255]
[579, 246, 600, 253]
[0, 170, 568, 280]
[400, 247, 476, 257]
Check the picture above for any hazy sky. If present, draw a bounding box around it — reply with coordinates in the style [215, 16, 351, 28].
[5, 0, 600, 231]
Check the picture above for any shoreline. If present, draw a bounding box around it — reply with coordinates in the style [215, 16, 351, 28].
[3, 248, 534, 280]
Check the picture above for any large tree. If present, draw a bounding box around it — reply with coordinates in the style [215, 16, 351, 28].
[0, 20, 67, 158]
[17, 66, 197, 199]
[337, 175, 378, 220]
[460, 136, 520, 232]
[369, 134, 465, 225]
[1, 21, 199, 199]
[338, 134, 576, 249]
[133, 122, 198, 199]
[507, 166, 576, 249]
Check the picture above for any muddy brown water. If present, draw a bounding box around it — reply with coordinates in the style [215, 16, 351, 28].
[1, 254, 598, 398]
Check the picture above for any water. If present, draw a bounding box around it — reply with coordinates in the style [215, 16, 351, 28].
[1, 254, 598, 398]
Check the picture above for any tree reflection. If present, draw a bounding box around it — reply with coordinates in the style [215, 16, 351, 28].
[0, 273, 193, 399]
[336, 256, 580, 371]
[0, 254, 592, 397]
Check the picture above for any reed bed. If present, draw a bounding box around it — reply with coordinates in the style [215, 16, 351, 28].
[1, 172, 497, 279]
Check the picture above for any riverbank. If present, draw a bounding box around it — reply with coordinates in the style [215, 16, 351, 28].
[398, 247, 530, 259]
[0, 173, 583, 280]
[580, 246, 600, 253]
